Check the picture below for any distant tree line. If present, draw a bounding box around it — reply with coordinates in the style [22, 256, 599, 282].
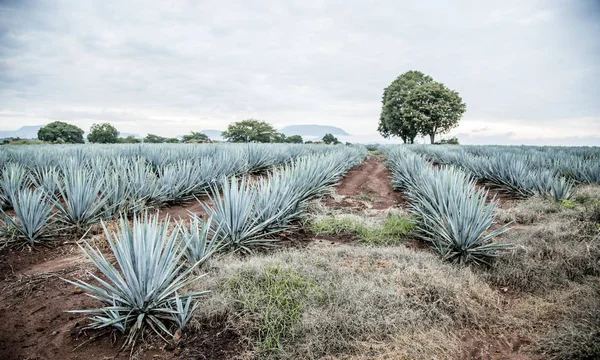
[34, 119, 339, 145]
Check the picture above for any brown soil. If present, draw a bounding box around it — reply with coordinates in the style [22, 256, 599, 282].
[159, 199, 208, 221]
[0, 242, 243, 360]
[325, 155, 407, 210]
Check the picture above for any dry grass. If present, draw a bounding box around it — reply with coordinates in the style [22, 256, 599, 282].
[190, 245, 500, 359]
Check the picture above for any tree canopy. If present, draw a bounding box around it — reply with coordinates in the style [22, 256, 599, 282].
[221, 119, 279, 143]
[402, 82, 466, 144]
[322, 133, 339, 145]
[37, 121, 85, 144]
[87, 123, 119, 143]
[117, 135, 141, 143]
[285, 135, 303, 143]
[377, 70, 466, 144]
[144, 134, 166, 143]
[182, 131, 209, 143]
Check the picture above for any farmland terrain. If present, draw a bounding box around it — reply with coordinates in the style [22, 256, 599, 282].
[0, 145, 599, 360]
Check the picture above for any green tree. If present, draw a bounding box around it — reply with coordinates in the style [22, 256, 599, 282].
[221, 119, 278, 143]
[144, 134, 166, 143]
[87, 123, 119, 143]
[285, 135, 303, 144]
[165, 137, 180, 143]
[402, 82, 466, 144]
[37, 121, 84, 144]
[439, 136, 459, 145]
[322, 133, 339, 145]
[271, 132, 286, 143]
[378, 70, 433, 144]
[181, 131, 209, 143]
[117, 135, 141, 143]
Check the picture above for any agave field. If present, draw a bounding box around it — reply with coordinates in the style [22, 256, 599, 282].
[0, 143, 599, 359]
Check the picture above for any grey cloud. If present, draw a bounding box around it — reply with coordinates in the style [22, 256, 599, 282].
[0, 0, 599, 142]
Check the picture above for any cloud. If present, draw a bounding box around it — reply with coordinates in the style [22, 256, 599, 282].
[0, 0, 599, 144]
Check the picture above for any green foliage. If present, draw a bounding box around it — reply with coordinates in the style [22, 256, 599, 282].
[310, 214, 415, 246]
[322, 133, 339, 144]
[144, 133, 166, 143]
[271, 132, 287, 143]
[402, 82, 466, 144]
[285, 135, 303, 144]
[87, 123, 119, 143]
[37, 121, 85, 144]
[560, 199, 577, 209]
[65, 213, 207, 347]
[221, 119, 279, 143]
[439, 137, 459, 145]
[181, 131, 209, 143]
[225, 265, 320, 355]
[378, 70, 433, 143]
[117, 135, 141, 143]
[165, 137, 180, 143]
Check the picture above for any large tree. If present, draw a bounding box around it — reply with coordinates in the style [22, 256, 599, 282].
[377, 70, 433, 144]
[87, 123, 119, 143]
[322, 133, 339, 145]
[402, 82, 466, 144]
[37, 121, 85, 144]
[221, 119, 278, 143]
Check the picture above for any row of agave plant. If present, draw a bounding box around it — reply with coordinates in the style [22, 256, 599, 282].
[66, 147, 367, 346]
[384, 147, 510, 265]
[408, 145, 598, 200]
[0, 144, 357, 246]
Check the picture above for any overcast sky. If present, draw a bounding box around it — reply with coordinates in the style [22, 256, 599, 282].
[1, 0, 599, 145]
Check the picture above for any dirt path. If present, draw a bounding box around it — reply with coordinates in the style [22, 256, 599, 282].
[325, 155, 406, 210]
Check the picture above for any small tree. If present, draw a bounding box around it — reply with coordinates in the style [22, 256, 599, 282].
[144, 134, 166, 143]
[165, 138, 180, 143]
[322, 133, 339, 145]
[87, 123, 119, 143]
[221, 119, 278, 143]
[117, 136, 141, 143]
[181, 132, 209, 143]
[285, 135, 303, 144]
[402, 82, 466, 144]
[439, 136, 459, 145]
[37, 121, 85, 144]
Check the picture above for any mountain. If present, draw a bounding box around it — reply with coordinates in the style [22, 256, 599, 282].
[0, 125, 43, 139]
[201, 129, 223, 140]
[280, 125, 349, 138]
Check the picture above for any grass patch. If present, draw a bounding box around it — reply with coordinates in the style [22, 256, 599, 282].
[225, 265, 322, 355]
[559, 199, 577, 209]
[355, 193, 376, 202]
[310, 214, 415, 245]
[368, 149, 381, 155]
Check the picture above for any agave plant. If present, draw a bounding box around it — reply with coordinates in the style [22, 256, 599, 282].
[54, 168, 110, 233]
[1, 188, 55, 245]
[65, 213, 207, 347]
[547, 176, 575, 202]
[0, 163, 31, 208]
[180, 215, 220, 266]
[202, 176, 281, 253]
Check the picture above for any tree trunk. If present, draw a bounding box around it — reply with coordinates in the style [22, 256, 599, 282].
[429, 133, 435, 144]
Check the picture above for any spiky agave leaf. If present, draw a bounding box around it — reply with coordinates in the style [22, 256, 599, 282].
[1, 187, 55, 245]
[202, 176, 282, 253]
[180, 215, 220, 266]
[53, 168, 110, 233]
[0, 163, 31, 208]
[64, 212, 208, 347]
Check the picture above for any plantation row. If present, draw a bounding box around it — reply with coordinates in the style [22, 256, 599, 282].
[62, 145, 366, 344]
[0, 143, 366, 245]
[408, 145, 600, 199]
[384, 147, 509, 264]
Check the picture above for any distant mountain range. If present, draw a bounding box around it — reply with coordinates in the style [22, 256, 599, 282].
[0, 125, 42, 139]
